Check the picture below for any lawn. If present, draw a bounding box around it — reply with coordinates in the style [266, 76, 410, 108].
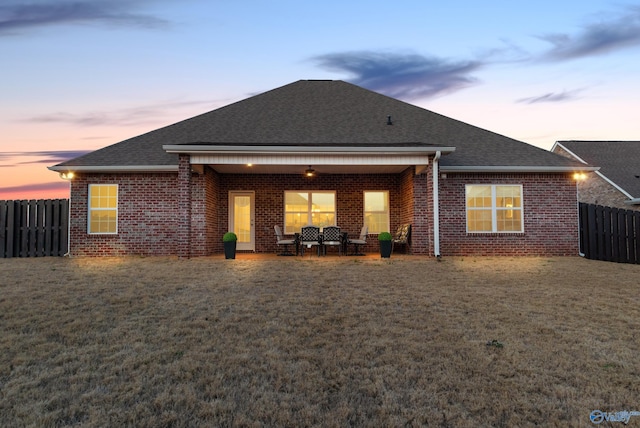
[1, 255, 640, 427]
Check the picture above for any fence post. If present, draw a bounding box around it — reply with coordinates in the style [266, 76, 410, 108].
[579, 203, 587, 256]
[635, 211, 640, 265]
[60, 199, 69, 256]
[0, 201, 7, 258]
[586, 204, 597, 260]
[618, 209, 629, 263]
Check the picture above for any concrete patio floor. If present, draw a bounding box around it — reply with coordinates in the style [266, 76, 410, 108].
[213, 251, 420, 260]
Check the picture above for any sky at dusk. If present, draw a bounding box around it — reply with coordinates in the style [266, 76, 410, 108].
[2, 0, 639, 200]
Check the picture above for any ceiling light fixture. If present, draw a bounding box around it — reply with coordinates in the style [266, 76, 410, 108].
[305, 166, 315, 177]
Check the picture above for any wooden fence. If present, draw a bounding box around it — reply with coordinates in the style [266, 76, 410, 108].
[0, 199, 69, 258]
[579, 202, 640, 264]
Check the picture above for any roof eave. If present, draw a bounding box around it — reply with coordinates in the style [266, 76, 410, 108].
[440, 165, 600, 173]
[48, 165, 178, 173]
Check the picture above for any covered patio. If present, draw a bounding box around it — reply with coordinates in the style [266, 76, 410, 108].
[168, 143, 452, 257]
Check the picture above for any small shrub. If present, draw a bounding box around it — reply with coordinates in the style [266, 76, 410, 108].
[378, 232, 392, 241]
[222, 232, 237, 242]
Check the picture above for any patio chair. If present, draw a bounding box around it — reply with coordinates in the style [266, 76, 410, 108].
[392, 224, 411, 254]
[300, 225, 321, 256]
[274, 225, 297, 256]
[321, 226, 343, 256]
[347, 225, 368, 255]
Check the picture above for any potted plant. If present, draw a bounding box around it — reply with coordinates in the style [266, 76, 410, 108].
[378, 232, 392, 258]
[223, 232, 237, 259]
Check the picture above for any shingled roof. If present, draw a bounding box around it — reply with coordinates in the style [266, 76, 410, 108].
[554, 141, 640, 199]
[51, 80, 586, 172]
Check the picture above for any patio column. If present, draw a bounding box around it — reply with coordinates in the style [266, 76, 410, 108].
[412, 163, 433, 255]
[177, 154, 192, 258]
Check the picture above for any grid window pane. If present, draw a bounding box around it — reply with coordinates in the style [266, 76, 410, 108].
[365, 192, 386, 212]
[364, 191, 389, 234]
[311, 213, 335, 228]
[467, 209, 493, 232]
[285, 191, 335, 234]
[88, 184, 118, 234]
[497, 209, 522, 232]
[366, 212, 388, 234]
[285, 192, 309, 212]
[311, 193, 335, 212]
[466, 186, 491, 208]
[466, 185, 523, 233]
[496, 186, 522, 209]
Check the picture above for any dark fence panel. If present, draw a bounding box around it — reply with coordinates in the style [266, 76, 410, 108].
[0, 199, 69, 258]
[579, 202, 640, 264]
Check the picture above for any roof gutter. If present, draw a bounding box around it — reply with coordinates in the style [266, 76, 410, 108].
[433, 151, 442, 258]
[625, 198, 640, 206]
[440, 165, 599, 173]
[48, 165, 178, 173]
[163, 144, 456, 156]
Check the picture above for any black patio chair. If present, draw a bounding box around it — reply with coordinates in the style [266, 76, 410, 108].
[300, 225, 321, 256]
[321, 226, 343, 256]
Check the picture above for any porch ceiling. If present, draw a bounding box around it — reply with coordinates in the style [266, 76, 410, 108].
[188, 150, 440, 175]
[204, 164, 411, 174]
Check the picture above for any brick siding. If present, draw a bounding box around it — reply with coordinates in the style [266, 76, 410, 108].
[68, 164, 579, 257]
[553, 145, 640, 211]
[217, 172, 410, 254]
[438, 172, 579, 256]
[69, 173, 180, 256]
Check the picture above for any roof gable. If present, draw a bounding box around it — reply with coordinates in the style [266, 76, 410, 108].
[555, 140, 640, 198]
[53, 80, 586, 172]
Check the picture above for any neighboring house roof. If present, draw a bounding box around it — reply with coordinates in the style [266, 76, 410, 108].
[553, 140, 640, 200]
[51, 80, 589, 173]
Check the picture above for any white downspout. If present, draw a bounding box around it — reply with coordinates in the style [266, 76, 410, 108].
[433, 151, 441, 258]
[576, 178, 585, 257]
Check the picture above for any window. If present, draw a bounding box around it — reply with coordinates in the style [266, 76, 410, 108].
[364, 191, 389, 234]
[284, 191, 335, 234]
[466, 185, 523, 233]
[88, 184, 118, 234]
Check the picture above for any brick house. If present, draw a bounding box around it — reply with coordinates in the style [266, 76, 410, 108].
[552, 141, 640, 211]
[49, 80, 593, 257]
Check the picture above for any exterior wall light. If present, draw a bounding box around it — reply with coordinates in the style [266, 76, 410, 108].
[59, 171, 75, 180]
[573, 172, 587, 181]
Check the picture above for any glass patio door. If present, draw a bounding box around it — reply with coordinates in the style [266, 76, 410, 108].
[229, 191, 255, 251]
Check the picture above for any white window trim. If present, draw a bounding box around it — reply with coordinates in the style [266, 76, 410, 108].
[466, 184, 524, 233]
[363, 190, 390, 234]
[88, 184, 118, 234]
[284, 190, 336, 234]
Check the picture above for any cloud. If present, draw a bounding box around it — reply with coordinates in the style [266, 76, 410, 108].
[312, 51, 484, 100]
[538, 6, 640, 61]
[0, 150, 90, 166]
[21, 98, 219, 127]
[0, 181, 70, 194]
[516, 88, 585, 104]
[0, 0, 169, 35]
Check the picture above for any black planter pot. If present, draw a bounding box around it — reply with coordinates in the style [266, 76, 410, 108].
[380, 240, 392, 258]
[224, 241, 237, 259]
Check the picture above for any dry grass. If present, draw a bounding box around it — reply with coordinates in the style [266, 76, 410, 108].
[1, 255, 640, 427]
